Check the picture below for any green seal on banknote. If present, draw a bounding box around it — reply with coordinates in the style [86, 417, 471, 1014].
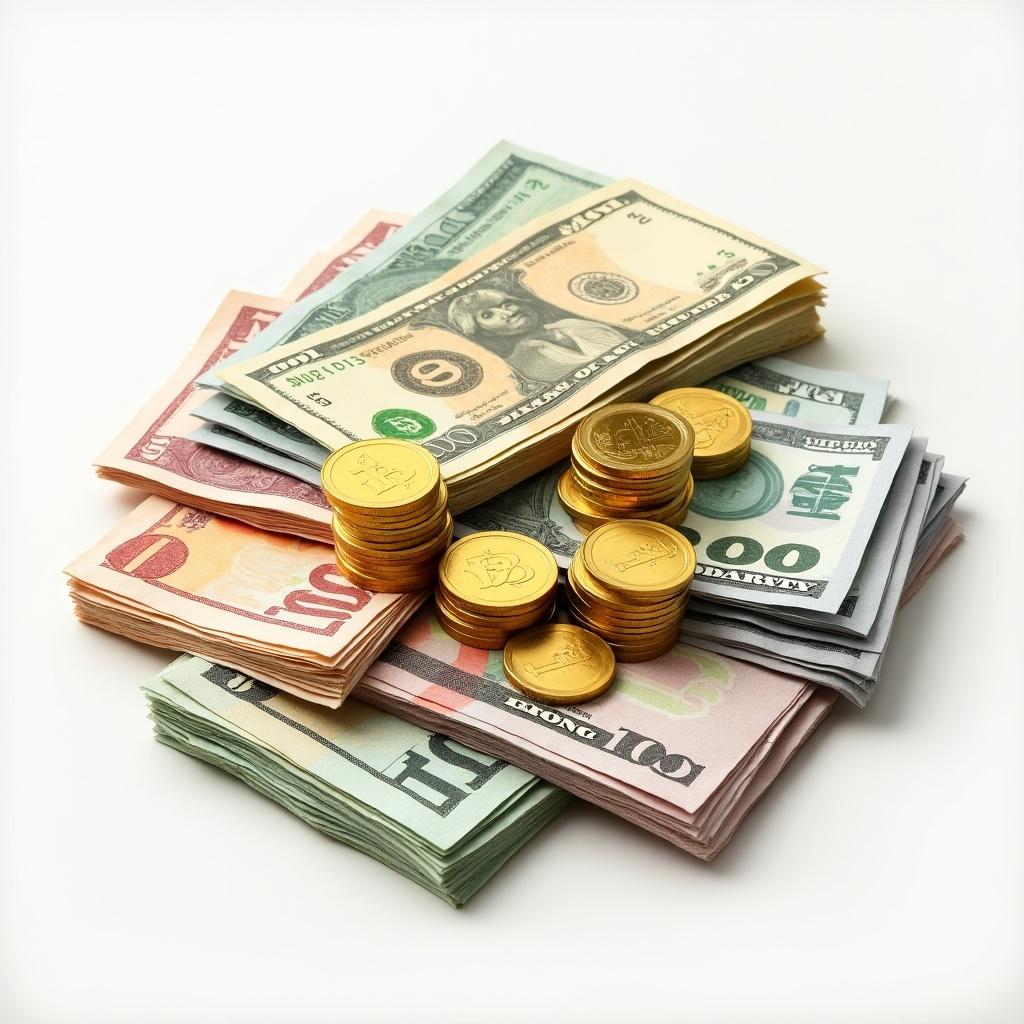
[371, 408, 437, 441]
[689, 451, 785, 520]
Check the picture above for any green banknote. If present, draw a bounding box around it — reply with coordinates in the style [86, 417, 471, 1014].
[144, 655, 569, 906]
[191, 142, 609, 467]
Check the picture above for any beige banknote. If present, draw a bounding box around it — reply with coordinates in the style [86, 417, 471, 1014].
[219, 181, 825, 510]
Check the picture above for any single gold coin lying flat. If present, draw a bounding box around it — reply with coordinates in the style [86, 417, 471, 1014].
[650, 388, 752, 469]
[582, 520, 696, 598]
[439, 532, 558, 613]
[575, 403, 694, 479]
[321, 439, 440, 513]
[503, 624, 616, 705]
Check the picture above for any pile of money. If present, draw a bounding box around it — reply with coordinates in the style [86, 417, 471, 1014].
[70, 142, 970, 901]
[458, 355, 968, 705]
[651, 387, 753, 477]
[566, 521, 696, 661]
[145, 655, 569, 906]
[557, 403, 695, 531]
[65, 497, 427, 707]
[435, 532, 558, 649]
[322, 439, 453, 593]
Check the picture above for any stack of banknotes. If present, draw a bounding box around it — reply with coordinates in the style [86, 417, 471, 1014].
[68, 141, 966, 904]
[460, 357, 967, 706]
[145, 655, 569, 906]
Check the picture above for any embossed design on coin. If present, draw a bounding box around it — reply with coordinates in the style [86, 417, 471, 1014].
[463, 549, 536, 590]
[569, 272, 639, 305]
[593, 411, 682, 463]
[438, 532, 558, 613]
[391, 350, 484, 397]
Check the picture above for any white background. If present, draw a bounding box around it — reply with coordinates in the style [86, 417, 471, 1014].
[2, 1, 1021, 1021]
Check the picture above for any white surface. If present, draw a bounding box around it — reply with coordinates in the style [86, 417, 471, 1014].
[2, 2, 1021, 1021]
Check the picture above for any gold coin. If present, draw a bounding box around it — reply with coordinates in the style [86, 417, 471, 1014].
[503, 624, 615, 705]
[435, 590, 555, 632]
[650, 388, 752, 469]
[334, 553, 436, 593]
[566, 591, 682, 630]
[607, 633, 679, 663]
[438, 532, 558, 614]
[337, 480, 449, 535]
[581, 520, 696, 599]
[435, 613, 510, 650]
[574, 403, 694, 480]
[568, 555, 687, 611]
[335, 516, 453, 565]
[321, 439, 440, 513]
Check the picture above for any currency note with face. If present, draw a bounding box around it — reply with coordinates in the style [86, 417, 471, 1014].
[218, 181, 823, 497]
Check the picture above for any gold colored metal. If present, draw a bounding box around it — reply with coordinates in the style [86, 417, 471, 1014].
[503, 624, 616, 705]
[581, 521, 696, 599]
[650, 388, 752, 479]
[321, 439, 440, 514]
[438, 532, 558, 614]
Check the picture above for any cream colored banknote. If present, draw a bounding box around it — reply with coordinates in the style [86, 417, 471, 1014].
[219, 180, 823, 487]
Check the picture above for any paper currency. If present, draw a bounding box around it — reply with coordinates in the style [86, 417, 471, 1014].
[356, 609, 834, 858]
[680, 448, 942, 703]
[95, 212, 408, 543]
[218, 178, 825, 511]
[65, 496, 424, 706]
[705, 355, 888, 424]
[145, 655, 569, 906]
[188, 142, 611, 471]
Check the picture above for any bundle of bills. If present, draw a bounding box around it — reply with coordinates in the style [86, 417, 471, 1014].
[66, 497, 425, 707]
[458, 357, 967, 705]
[146, 655, 568, 905]
[94, 211, 411, 543]
[203, 144, 825, 513]
[357, 609, 835, 858]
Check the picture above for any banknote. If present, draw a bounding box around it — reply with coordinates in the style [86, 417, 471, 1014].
[704, 356, 888, 425]
[65, 496, 424, 705]
[680, 449, 943, 702]
[199, 141, 609, 392]
[188, 143, 611, 469]
[95, 211, 409, 543]
[357, 609, 834, 857]
[219, 179, 822, 482]
[146, 654, 568, 906]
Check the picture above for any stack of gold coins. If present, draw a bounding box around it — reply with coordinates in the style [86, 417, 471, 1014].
[436, 531, 558, 649]
[650, 387, 753, 478]
[557, 402, 695, 532]
[566, 520, 696, 662]
[503, 624, 616, 705]
[321, 439, 452, 593]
